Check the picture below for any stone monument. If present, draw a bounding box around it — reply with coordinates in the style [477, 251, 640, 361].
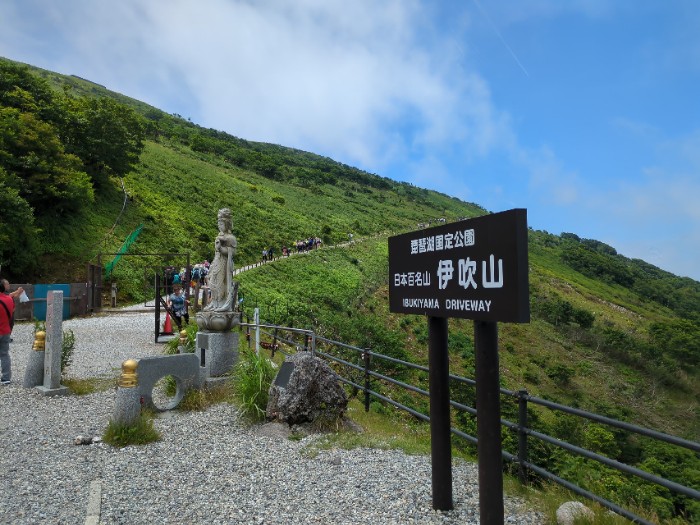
[195, 208, 239, 380]
[36, 290, 68, 396]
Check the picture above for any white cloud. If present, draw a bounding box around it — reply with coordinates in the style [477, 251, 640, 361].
[0, 0, 517, 177]
[2, 0, 699, 281]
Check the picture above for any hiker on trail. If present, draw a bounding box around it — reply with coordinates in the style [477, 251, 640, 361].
[167, 283, 189, 330]
[204, 208, 237, 312]
[0, 278, 23, 385]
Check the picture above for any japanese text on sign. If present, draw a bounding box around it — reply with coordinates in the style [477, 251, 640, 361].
[388, 209, 530, 323]
[410, 229, 475, 255]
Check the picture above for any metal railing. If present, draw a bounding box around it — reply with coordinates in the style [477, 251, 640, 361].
[238, 316, 700, 525]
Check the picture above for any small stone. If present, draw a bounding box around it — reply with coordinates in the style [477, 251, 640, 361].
[556, 501, 594, 525]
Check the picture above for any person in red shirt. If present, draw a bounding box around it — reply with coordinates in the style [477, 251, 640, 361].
[0, 278, 23, 385]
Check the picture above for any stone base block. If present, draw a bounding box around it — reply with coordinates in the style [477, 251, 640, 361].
[204, 376, 231, 389]
[196, 331, 239, 378]
[23, 350, 45, 388]
[35, 385, 69, 397]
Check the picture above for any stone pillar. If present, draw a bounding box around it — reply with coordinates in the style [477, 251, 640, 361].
[113, 359, 141, 425]
[23, 331, 45, 388]
[36, 290, 68, 396]
[196, 331, 239, 380]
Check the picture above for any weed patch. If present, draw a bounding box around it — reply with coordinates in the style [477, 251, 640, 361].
[102, 412, 161, 447]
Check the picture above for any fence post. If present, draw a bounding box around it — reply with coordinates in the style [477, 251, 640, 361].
[304, 334, 309, 352]
[311, 331, 316, 356]
[254, 307, 260, 355]
[363, 350, 371, 412]
[272, 327, 278, 358]
[517, 389, 529, 484]
[246, 314, 251, 349]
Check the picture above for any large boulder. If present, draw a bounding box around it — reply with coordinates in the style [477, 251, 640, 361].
[266, 352, 347, 425]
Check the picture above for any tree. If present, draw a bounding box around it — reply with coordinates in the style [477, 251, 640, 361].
[60, 97, 145, 186]
[0, 107, 94, 216]
[649, 319, 700, 367]
[0, 169, 40, 277]
[0, 61, 58, 121]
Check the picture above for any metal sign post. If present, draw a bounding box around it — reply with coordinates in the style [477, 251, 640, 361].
[428, 315, 453, 510]
[388, 209, 529, 524]
[475, 320, 503, 524]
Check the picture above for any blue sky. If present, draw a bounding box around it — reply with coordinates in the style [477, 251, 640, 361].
[1, 1, 699, 280]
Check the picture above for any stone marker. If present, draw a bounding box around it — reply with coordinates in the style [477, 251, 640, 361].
[113, 359, 141, 425]
[23, 330, 45, 388]
[36, 290, 68, 396]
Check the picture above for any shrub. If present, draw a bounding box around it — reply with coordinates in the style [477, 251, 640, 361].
[165, 322, 197, 355]
[233, 348, 276, 421]
[61, 328, 75, 374]
[546, 363, 575, 385]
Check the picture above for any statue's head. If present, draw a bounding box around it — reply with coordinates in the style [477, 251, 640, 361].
[217, 208, 232, 230]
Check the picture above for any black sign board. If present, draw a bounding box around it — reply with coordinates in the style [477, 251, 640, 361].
[273, 361, 295, 388]
[389, 209, 529, 323]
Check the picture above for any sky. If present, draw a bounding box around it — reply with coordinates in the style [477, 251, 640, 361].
[1, 0, 699, 281]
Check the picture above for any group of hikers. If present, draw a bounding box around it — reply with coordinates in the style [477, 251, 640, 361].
[161, 233, 324, 330]
[163, 261, 210, 330]
[262, 237, 322, 262]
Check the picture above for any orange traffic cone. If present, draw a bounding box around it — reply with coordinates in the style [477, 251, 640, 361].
[163, 312, 174, 335]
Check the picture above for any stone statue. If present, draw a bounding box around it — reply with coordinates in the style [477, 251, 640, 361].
[204, 208, 237, 312]
[197, 208, 238, 332]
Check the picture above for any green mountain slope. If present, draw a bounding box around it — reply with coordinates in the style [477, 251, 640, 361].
[3, 55, 699, 522]
[2, 56, 697, 425]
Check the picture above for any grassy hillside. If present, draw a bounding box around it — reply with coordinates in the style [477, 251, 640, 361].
[2, 57, 699, 521]
[2, 56, 697, 430]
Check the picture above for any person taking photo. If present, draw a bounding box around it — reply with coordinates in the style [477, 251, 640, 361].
[0, 278, 24, 385]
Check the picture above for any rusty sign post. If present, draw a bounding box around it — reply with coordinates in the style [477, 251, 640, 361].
[389, 209, 529, 524]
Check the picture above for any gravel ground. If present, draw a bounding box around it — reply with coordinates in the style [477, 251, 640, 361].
[0, 310, 545, 525]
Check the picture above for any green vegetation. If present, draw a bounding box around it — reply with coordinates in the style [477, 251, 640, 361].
[304, 398, 433, 458]
[178, 383, 234, 412]
[102, 412, 161, 447]
[164, 321, 198, 355]
[63, 377, 115, 396]
[3, 56, 699, 523]
[232, 348, 277, 421]
[236, 235, 699, 523]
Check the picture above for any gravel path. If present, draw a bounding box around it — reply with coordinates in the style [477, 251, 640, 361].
[0, 311, 545, 525]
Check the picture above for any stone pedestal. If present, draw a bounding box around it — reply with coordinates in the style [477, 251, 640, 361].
[23, 350, 45, 388]
[113, 387, 141, 425]
[196, 331, 239, 378]
[195, 310, 237, 332]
